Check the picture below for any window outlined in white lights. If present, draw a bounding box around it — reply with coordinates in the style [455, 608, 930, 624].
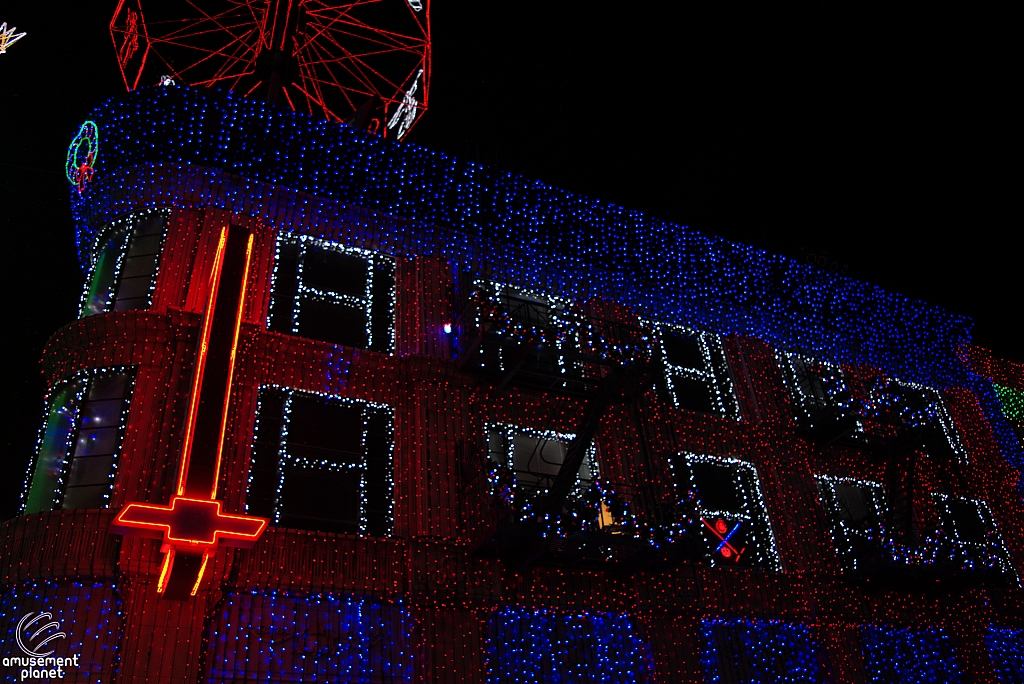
[671, 453, 779, 570]
[466, 281, 579, 380]
[248, 387, 394, 538]
[780, 351, 858, 427]
[815, 475, 886, 571]
[269, 235, 395, 353]
[80, 209, 170, 317]
[932, 494, 1016, 579]
[652, 323, 739, 419]
[485, 423, 600, 535]
[862, 378, 967, 462]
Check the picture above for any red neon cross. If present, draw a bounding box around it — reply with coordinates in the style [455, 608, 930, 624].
[111, 496, 266, 548]
[109, 224, 266, 600]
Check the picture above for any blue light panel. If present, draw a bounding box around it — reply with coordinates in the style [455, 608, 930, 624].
[486, 606, 652, 683]
[860, 625, 962, 684]
[206, 590, 415, 683]
[986, 627, 1024, 684]
[700, 618, 822, 683]
[72, 87, 969, 388]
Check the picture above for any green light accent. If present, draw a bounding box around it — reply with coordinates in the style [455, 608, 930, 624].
[994, 384, 1024, 423]
[25, 382, 83, 514]
[83, 236, 121, 316]
[66, 120, 99, 188]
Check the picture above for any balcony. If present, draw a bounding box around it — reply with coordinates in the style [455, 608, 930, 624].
[454, 286, 652, 398]
[819, 477, 1016, 592]
[469, 478, 701, 573]
[839, 535, 1016, 593]
[463, 431, 701, 573]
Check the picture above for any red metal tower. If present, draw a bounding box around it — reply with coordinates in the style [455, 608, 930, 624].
[109, 0, 431, 137]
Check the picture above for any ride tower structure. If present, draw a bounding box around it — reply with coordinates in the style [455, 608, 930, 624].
[109, 0, 430, 138]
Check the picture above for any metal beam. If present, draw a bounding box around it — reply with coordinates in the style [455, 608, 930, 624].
[534, 364, 630, 518]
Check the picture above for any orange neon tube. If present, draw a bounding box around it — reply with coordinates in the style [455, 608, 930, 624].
[190, 552, 211, 597]
[113, 497, 268, 546]
[209, 232, 255, 498]
[156, 548, 175, 594]
[177, 227, 229, 496]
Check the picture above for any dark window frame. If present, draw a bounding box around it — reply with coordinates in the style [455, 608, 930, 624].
[652, 323, 739, 419]
[863, 378, 967, 461]
[815, 475, 887, 571]
[79, 209, 170, 317]
[485, 423, 600, 526]
[468, 281, 578, 376]
[780, 351, 857, 421]
[932, 494, 1015, 576]
[671, 453, 780, 570]
[248, 387, 395, 537]
[23, 368, 135, 513]
[268, 236, 395, 353]
[781, 352, 968, 459]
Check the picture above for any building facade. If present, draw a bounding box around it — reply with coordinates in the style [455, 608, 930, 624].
[2, 87, 1023, 682]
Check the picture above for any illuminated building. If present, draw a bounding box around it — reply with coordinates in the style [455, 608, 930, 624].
[1, 86, 1023, 683]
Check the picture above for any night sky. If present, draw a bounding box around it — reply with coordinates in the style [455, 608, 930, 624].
[0, 3, 1015, 518]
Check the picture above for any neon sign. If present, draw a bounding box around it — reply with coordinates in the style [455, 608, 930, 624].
[112, 497, 266, 547]
[703, 517, 745, 562]
[111, 223, 268, 600]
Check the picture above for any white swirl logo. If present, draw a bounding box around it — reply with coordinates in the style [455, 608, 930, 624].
[15, 612, 66, 657]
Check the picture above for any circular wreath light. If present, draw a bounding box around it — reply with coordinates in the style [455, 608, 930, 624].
[66, 121, 100, 195]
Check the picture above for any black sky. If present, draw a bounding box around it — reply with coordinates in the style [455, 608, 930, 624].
[0, 3, 1017, 518]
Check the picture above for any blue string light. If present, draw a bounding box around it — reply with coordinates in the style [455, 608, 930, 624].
[860, 625, 962, 684]
[485, 606, 653, 683]
[699, 618, 822, 683]
[985, 627, 1024, 684]
[206, 590, 414, 682]
[70, 87, 972, 391]
[0, 580, 121, 683]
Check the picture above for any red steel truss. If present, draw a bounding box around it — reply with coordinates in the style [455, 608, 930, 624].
[110, 0, 431, 137]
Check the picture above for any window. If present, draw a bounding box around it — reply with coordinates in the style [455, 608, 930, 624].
[862, 379, 966, 461]
[671, 454, 779, 569]
[781, 353, 968, 457]
[781, 352, 857, 427]
[932, 495, 1014, 576]
[816, 477, 1014, 577]
[462, 282, 577, 379]
[486, 424, 600, 535]
[24, 370, 134, 513]
[248, 388, 393, 536]
[268, 236, 394, 352]
[654, 324, 738, 418]
[815, 476, 886, 571]
[80, 210, 168, 316]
